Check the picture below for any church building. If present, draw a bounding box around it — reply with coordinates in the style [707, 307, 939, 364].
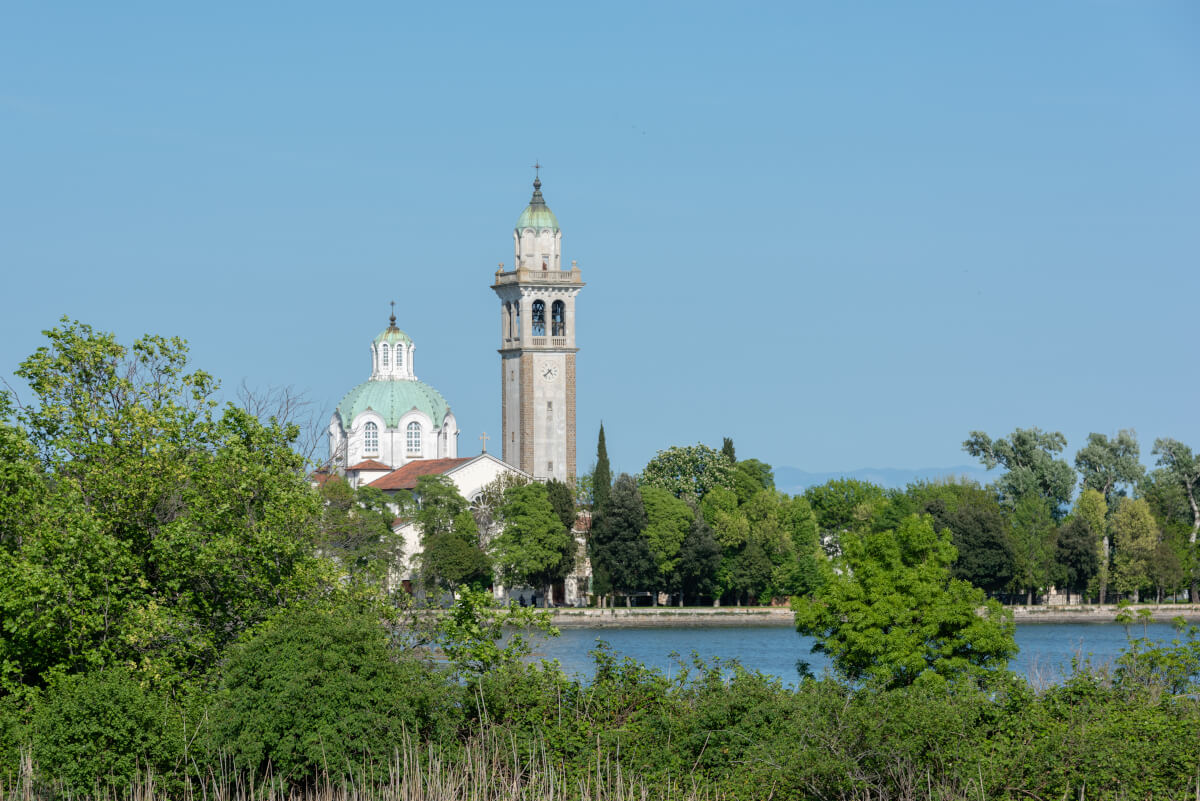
[322, 172, 589, 605]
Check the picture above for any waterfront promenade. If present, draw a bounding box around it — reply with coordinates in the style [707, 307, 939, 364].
[548, 604, 1200, 627]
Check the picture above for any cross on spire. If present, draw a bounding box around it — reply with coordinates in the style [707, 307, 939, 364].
[531, 160, 542, 179]
[479, 431, 489, 453]
[388, 300, 396, 328]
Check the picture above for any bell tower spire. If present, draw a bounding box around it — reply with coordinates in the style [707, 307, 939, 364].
[492, 170, 584, 483]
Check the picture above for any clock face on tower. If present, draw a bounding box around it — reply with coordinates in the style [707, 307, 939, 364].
[542, 365, 559, 381]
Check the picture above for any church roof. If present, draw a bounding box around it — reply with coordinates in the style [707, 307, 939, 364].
[346, 459, 391, 471]
[515, 176, 559, 232]
[335, 378, 451, 430]
[369, 457, 474, 490]
[373, 312, 413, 345]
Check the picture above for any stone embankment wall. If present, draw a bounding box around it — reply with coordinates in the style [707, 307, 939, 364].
[549, 605, 1200, 627]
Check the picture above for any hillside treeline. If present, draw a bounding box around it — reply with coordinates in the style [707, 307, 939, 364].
[588, 428, 1198, 608]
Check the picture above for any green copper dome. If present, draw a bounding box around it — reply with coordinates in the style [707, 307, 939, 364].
[515, 176, 559, 232]
[335, 378, 450, 430]
[373, 327, 412, 346]
[374, 314, 413, 345]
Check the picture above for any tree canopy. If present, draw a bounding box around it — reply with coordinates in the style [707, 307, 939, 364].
[0, 319, 332, 691]
[792, 514, 1017, 688]
[640, 444, 734, 500]
[964, 427, 1074, 516]
[491, 482, 575, 592]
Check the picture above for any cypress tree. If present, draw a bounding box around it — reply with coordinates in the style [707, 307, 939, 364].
[721, 437, 736, 464]
[593, 424, 612, 516]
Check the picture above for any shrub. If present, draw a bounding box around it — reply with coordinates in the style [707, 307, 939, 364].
[30, 667, 184, 792]
[209, 606, 460, 785]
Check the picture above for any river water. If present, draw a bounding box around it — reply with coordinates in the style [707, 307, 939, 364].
[526, 621, 1185, 686]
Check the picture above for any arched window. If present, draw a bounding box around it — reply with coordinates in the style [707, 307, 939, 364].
[380, 344, 389, 369]
[531, 300, 546, 336]
[395, 345, 404, 372]
[551, 300, 566, 336]
[406, 421, 422, 453]
[364, 421, 379, 454]
[505, 302, 513, 339]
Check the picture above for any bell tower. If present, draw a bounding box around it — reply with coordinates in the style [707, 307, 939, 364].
[492, 171, 584, 483]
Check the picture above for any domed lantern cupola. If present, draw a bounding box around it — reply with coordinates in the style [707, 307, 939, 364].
[371, 303, 415, 380]
[513, 165, 562, 271]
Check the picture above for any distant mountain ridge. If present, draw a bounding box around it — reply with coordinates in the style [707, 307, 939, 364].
[773, 465, 994, 494]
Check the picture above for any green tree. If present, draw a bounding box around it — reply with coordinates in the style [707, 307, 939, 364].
[421, 518, 492, 592]
[415, 476, 489, 592]
[640, 486, 693, 604]
[593, 424, 612, 516]
[673, 508, 721, 605]
[1074, 489, 1110, 602]
[1054, 518, 1099, 604]
[921, 488, 1014, 595]
[545, 478, 577, 530]
[589, 474, 653, 605]
[792, 514, 1017, 688]
[1148, 536, 1185, 603]
[213, 606, 454, 784]
[1111, 497, 1159, 602]
[773, 495, 823, 599]
[964, 427, 1075, 517]
[803, 478, 887, 543]
[316, 478, 404, 579]
[1008, 495, 1057, 604]
[414, 474, 471, 540]
[641, 444, 734, 501]
[491, 483, 575, 598]
[2, 320, 332, 687]
[729, 539, 773, 606]
[1151, 438, 1200, 600]
[1075, 430, 1144, 506]
[721, 436, 736, 463]
[732, 458, 774, 505]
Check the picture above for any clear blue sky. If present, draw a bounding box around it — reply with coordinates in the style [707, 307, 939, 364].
[2, 2, 1197, 478]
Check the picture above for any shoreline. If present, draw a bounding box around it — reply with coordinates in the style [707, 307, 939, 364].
[547, 604, 1200, 627]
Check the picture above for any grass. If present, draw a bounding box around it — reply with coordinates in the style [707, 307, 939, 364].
[0, 733, 722, 801]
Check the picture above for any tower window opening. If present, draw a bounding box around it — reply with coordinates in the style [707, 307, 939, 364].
[505, 302, 513, 339]
[364, 422, 379, 455]
[531, 300, 546, 336]
[395, 346, 404, 372]
[380, 344, 389, 369]
[551, 301, 566, 336]
[406, 422, 422, 453]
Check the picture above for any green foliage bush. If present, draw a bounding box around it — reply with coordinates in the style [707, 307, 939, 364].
[30, 667, 184, 793]
[209, 606, 460, 784]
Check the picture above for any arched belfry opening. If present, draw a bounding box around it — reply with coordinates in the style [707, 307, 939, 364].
[531, 300, 546, 336]
[551, 300, 566, 337]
